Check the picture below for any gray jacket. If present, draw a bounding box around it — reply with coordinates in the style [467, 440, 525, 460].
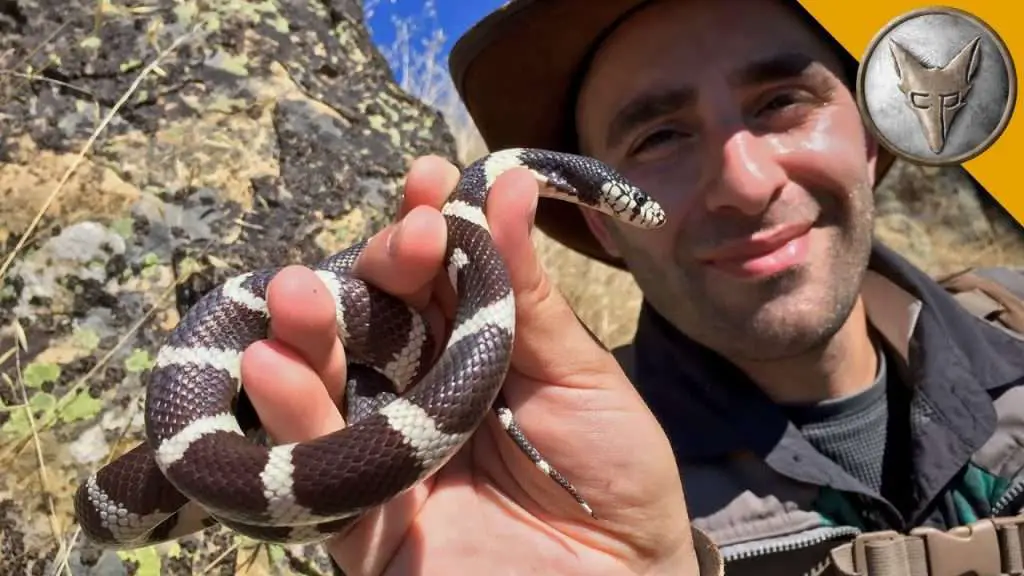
[612, 243, 1024, 576]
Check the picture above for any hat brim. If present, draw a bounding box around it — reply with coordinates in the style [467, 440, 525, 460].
[449, 0, 896, 270]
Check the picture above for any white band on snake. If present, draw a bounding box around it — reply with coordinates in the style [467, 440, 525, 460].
[73, 148, 666, 548]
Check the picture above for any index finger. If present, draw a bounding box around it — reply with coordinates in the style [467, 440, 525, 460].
[398, 155, 461, 218]
[345, 156, 460, 310]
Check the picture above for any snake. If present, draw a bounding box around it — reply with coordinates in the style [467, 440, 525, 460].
[72, 148, 666, 548]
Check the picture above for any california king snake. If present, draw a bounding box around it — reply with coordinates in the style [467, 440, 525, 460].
[73, 148, 666, 548]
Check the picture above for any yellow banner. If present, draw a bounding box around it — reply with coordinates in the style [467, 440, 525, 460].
[797, 2, 1022, 223]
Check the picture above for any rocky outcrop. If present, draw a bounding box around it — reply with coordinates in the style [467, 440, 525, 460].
[0, 0, 457, 574]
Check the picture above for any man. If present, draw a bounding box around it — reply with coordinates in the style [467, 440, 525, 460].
[241, 0, 1024, 574]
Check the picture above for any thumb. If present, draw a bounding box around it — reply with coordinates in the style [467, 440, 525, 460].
[486, 168, 622, 385]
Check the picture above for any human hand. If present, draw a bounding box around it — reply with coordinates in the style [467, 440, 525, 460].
[240, 155, 701, 575]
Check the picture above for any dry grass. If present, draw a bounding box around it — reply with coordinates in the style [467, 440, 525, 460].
[366, 1, 645, 349]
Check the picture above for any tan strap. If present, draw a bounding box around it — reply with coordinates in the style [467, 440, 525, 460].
[692, 525, 725, 576]
[939, 269, 1024, 335]
[823, 516, 1024, 575]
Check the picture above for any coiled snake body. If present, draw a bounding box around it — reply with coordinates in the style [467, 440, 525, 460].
[73, 148, 665, 548]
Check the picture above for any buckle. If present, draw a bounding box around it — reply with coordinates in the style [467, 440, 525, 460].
[909, 519, 1001, 576]
[852, 530, 904, 573]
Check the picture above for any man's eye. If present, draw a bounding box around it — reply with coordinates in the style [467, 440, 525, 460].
[631, 129, 685, 156]
[760, 93, 800, 113]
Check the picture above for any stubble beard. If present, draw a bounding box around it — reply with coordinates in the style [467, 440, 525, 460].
[620, 184, 876, 364]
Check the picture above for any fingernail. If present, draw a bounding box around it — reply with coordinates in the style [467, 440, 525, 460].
[387, 220, 405, 257]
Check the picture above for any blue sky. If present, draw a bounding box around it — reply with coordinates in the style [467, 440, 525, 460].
[367, 1, 506, 59]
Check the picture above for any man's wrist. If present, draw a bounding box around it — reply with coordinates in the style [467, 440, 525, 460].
[646, 526, 722, 576]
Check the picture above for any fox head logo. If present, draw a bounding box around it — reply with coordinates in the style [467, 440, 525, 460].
[889, 36, 982, 154]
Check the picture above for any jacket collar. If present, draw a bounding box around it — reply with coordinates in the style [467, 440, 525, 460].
[631, 241, 1024, 464]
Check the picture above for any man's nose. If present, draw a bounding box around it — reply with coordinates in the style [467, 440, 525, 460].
[703, 131, 786, 216]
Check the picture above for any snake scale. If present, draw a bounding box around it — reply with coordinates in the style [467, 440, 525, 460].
[73, 148, 666, 548]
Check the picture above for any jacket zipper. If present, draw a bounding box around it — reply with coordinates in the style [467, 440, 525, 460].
[721, 526, 862, 562]
[719, 526, 862, 576]
[713, 474, 1024, 572]
[714, 481, 1024, 572]
[991, 476, 1024, 516]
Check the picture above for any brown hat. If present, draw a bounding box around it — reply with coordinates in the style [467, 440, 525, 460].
[448, 0, 895, 270]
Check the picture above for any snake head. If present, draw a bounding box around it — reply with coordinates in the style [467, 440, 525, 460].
[505, 149, 665, 230]
[599, 180, 666, 228]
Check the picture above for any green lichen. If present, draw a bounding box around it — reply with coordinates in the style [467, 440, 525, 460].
[71, 328, 101, 354]
[58, 389, 104, 423]
[176, 256, 203, 279]
[116, 546, 163, 576]
[141, 253, 163, 279]
[268, 543, 286, 565]
[268, 15, 289, 33]
[78, 36, 101, 50]
[1, 392, 56, 437]
[141, 253, 160, 268]
[206, 49, 250, 77]
[22, 363, 60, 389]
[173, 1, 199, 26]
[125, 349, 155, 373]
[111, 217, 134, 239]
[120, 58, 143, 73]
[165, 541, 183, 558]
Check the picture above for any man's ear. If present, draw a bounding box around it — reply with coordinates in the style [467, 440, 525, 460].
[579, 206, 623, 260]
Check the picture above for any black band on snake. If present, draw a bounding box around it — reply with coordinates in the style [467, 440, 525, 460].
[73, 148, 665, 548]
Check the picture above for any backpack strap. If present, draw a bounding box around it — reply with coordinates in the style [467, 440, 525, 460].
[938, 267, 1024, 336]
[822, 515, 1024, 576]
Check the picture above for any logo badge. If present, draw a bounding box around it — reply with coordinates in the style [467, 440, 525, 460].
[856, 7, 1016, 166]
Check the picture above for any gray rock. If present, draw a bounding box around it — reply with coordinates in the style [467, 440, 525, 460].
[0, 0, 457, 573]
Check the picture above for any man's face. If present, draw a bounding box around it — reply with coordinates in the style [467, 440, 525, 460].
[575, 0, 879, 363]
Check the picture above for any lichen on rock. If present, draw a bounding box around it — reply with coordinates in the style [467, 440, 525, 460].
[0, 0, 458, 573]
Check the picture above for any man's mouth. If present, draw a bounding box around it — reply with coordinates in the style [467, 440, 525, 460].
[695, 222, 814, 280]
